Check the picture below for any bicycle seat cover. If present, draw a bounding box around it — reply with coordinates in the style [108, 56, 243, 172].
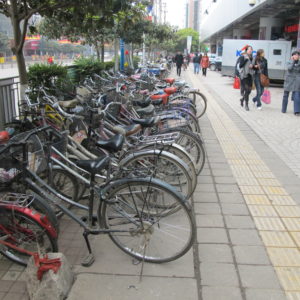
[164, 87, 177, 95]
[151, 99, 163, 106]
[151, 94, 168, 105]
[96, 134, 125, 152]
[164, 78, 175, 85]
[112, 124, 142, 137]
[132, 97, 151, 108]
[0, 131, 9, 143]
[76, 156, 110, 174]
[136, 104, 155, 115]
[58, 99, 78, 108]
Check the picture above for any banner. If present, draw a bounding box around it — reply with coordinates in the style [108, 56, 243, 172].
[187, 36, 192, 54]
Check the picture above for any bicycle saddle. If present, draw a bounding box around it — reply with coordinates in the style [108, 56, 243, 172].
[58, 99, 79, 108]
[164, 87, 177, 95]
[135, 104, 155, 116]
[96, 134, 125, 152]
[131, 117, 160, 128]
[151, 99, 163, 106]
[76, 156, 110, 174]
[151, 94, 168, 105]
[164, 78, 175, 85]
[112, 124, 142, 137]
[132, 97, 151, 108]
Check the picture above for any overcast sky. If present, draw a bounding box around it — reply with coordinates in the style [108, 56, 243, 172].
[164, 0, 186, 28]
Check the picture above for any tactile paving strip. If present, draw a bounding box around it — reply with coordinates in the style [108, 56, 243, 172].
[191, 77, 300, 297]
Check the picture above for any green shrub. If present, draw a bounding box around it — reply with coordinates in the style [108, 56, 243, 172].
[73, 57, 105, 81]
[132, 56, 140, 69]
[104, 61, 114, 70]
[28, 63, 68, 92]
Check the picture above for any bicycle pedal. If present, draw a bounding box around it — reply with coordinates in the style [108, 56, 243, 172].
[81, 253, 95, 267]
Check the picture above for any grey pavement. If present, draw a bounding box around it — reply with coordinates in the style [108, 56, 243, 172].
[0, 66, 299, 299]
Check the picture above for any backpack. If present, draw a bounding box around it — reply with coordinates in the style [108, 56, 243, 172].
[235, 56, 245, 79]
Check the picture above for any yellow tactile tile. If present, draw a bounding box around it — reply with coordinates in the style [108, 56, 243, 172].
[236, 177, 259, 186]
[248, 205, 278, 217]
[253, 217, 285, 231]
[244, 195, 271, 205]
[290, 233, 300, 248]
[246, 159, 266, 165]
[249, 164, 271, 172]
[263, 186, 289, 196]
[257, 178, 281, 187]
[253, 171, 276, 179]
[282, 219, 300, 232]
[275, 206, 300, 218]
[231, 169, 254, 178]
[267, 248, 300, 267]
[260, 231, 296, 247]
[286, 292, 300, 299]
[239, 185, 265, 195]
[275, 267, 300, 291]
[269, 196, 296, 206]
[227, 159, 247, 165]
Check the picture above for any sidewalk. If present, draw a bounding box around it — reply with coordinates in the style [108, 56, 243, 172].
[0, 67, 300, 299]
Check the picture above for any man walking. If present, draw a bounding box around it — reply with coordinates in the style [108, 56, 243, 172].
[174, 51, 184, 77]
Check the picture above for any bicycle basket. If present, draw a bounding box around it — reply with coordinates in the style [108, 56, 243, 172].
[4, 131, 47, 175]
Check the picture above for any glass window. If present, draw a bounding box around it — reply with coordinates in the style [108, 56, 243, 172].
[273, 49, 282, 55]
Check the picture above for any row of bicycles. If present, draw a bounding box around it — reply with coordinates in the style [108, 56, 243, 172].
[0, 68, 208, 268]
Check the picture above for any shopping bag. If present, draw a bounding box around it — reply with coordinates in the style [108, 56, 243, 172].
[261, 89, 271, 104]
[233, 76, 240, 89]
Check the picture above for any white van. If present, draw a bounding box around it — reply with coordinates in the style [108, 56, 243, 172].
[221, 39, 292, 80]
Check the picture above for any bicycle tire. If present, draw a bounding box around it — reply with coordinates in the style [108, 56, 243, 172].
[188, 91, 207, 119]
[0, 206, 58, 266]
[160, 127, 206, 175]
[100, 177, 196, 263]
[119, 150, 193, 199]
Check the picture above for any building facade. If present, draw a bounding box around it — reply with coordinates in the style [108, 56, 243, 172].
[199, 0, 300, 54]
[185, 0, 200, 31]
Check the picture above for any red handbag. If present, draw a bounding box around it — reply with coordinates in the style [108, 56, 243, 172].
[233, 76, 240, 89]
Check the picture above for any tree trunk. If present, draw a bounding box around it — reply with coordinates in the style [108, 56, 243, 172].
[101, 42, 105, 63]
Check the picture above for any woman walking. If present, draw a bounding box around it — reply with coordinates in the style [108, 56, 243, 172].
[238, 45, 254, 111]
[252, 49, 268, 110]
[201, 53, 210, 76]
[282, 50, 300, 116]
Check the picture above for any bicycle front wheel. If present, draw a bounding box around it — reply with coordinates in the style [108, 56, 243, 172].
[0, 207, 58, 266]
[100, 178, 196, 263]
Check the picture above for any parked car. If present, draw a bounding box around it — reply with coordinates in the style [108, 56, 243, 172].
[209, 56, 222, 71]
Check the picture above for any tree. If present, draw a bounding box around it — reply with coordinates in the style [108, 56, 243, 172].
[0, 0, 114, 88]
[175, 28, 199, 53]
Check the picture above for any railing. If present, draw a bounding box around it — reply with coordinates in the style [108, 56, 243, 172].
[0, 76, 20, 130]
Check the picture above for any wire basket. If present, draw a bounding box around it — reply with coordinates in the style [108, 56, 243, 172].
[0, 131, 47, 183]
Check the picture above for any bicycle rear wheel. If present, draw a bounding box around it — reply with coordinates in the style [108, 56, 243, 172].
[0, 206, 58, 266]
[100, 178, 196, 263]
[188, 91, 207, 119]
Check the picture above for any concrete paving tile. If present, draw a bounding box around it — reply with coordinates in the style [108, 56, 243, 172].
[218, 193, 245, 204]
[68, 274, 198, 300]
[245, 288, 286, 300]
[286, 292, 300, 300]
[198, 244, 233, 263]
[229, 229, 263, 246]
[214, 176, 236, 184]
[1, 272, 21, 282]
[193, 192, 218, 203]
[197, 228, 229, 244]
[225, 216, 256, 229]
[257, 178, 281, 187]
[202, 286, 243, 300]
[253, 217, 285, 231]
[267, 248, 300, 267]
[221, 203, 249, 215]
[216, 184, 240, 193]
[236, 177, 259, 186]
[9, 281, 26, 294]
[260, 231, 296, 247]
[239, 185, 265, 195]
[0, 281, 14, 293]
[263, 186, 289, 196]
[275, 267, 300, 291]
[212, 169, 233, 176]
[200, 262, 239, 286]
[238, 265, 282, 289]
[194, 203, 221, 215]
[282, 218, 300, 231]
[234, 246, 271, 265]
[196, 215, 224, 228]
[197, 176, 214, 184]
[74, 236, 195, 277]
[2, 293, 28, 300]
[195, 184, 215, 192]
[199, 169, 211, 176]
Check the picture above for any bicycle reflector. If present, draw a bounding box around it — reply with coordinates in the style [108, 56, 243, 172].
[0, 131, 9, 144]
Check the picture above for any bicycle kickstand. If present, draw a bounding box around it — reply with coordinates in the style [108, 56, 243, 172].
[81, 231, 95, 267]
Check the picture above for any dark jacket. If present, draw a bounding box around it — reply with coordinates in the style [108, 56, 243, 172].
[253, 57, 268, 77]
[175, 54, 184, 66]
[193, 55, 201, 64]
[239, 54, 253, 79]
[284, 60, 300, 92]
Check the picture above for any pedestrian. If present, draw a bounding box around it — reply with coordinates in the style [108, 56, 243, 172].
[282, 50, 300, 116]
[193, 53, 200, 74]
[201, 53, 210, 76]
[187, 53, 191, 66]
[252, 49, 268, 110]
[183, 56, 188, 71]
[238, 45, 254, 111]
[174, 51, 184, 77]
[235, 55, 245, 99]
